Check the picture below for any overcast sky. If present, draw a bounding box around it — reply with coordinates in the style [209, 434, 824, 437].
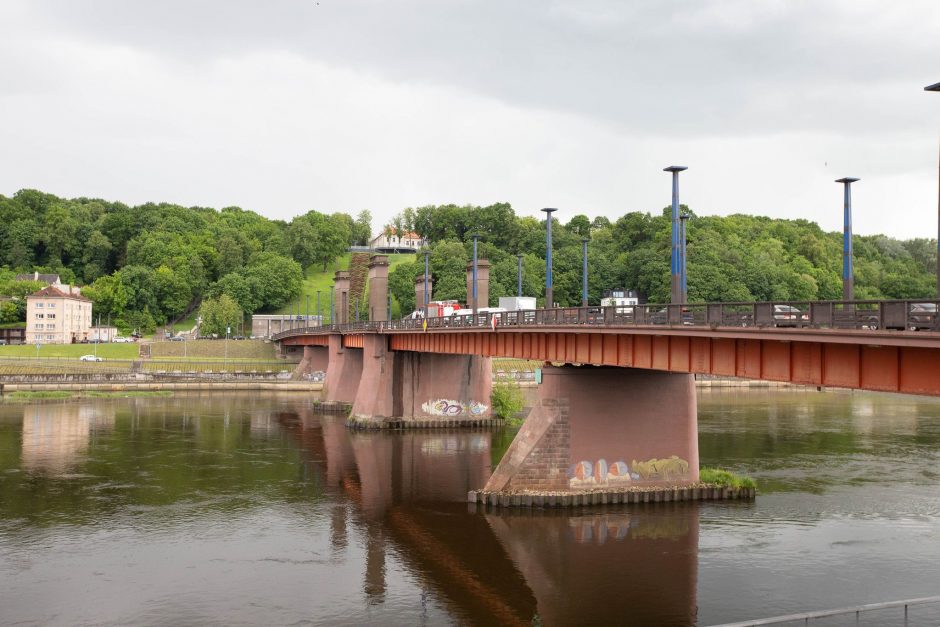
[1, 0, 938, 238]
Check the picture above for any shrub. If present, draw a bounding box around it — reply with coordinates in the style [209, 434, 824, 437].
[700, 467, 756, 489]
[491, 381, 525, 420]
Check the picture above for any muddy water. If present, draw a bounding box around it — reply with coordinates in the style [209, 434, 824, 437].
[1, 390, 939, 626]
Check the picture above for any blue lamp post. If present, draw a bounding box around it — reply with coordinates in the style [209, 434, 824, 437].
[836, 177, 860, 301]
[542, 208, 557, 308]
[664, 166, 687, 304]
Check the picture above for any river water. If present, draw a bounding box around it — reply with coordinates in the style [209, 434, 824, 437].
[1, 390, 939, 626]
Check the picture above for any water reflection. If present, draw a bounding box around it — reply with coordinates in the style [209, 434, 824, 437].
[21, 402, 114, 475]
[2, 391, 939, 626]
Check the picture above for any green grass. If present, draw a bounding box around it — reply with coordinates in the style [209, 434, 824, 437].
[272, 252, 417, 321]
[149, 339, 276, 360]
[699, 467, 757, 489]
[85, 391, 173, 398]
[170, 312, 199, 333]
[0, 343, 139, 359]
[5, 391, 73, 400]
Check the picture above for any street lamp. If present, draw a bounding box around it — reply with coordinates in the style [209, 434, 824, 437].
[926, 82, 939, 297]
[836, 177, 860, 301]
[517, 253, 523, 298]
[664, 166, 688, 304]
[680, 214, 689, 304]
[470, 233, 482, 315]
[422, 249, 430, 318]
[581, 238, 589, 307]
[541, 208, 557, 308]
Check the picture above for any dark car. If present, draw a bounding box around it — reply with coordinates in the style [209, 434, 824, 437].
[910, 303, 938, 331]
[773, 305, 808, 328]
[650, 307, 695, 325]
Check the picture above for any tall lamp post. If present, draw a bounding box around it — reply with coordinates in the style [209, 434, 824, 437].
[470, 233, 482, 315]
[517, 253, 523, 298]
[926, 81, 940, 297]
[836, 177, 860, 301]
[422, 250, 430, 318]
[680, 214, 689, 304]
[581, 238, 589, 307]
[664, 166, 688, 304]
[542, 208, 557, 308]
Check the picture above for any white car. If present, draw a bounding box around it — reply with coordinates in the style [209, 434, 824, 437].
[112, 336, 132, 343]
[79, 355, 103, 362]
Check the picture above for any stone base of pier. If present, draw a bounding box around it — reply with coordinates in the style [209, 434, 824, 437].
[468, 486, 756, 508]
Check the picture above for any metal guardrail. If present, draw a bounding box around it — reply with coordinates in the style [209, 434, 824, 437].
[271, 299, 940, 340]
[709, 594, 940, 626]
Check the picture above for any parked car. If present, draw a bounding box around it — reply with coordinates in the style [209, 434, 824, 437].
[0, 339, 6, 346]
[910, 303, 938, 331]
[167, 336, 186, 342]
[773, 305, 808, 327]
[79, 355, 103, 362]
[112, 336, 132, 343]
[651, 307, 695, 325]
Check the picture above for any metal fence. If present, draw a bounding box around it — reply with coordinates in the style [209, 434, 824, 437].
[0, 357, 297, 377]
[273, 299, 940, 340]
[709, 594, 940, 626]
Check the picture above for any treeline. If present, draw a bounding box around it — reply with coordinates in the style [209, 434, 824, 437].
[0, 189, 935, 331]
[385, 203, 937, 313]
[0, 189, 371, 330]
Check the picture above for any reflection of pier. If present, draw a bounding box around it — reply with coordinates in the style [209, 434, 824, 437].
[279, 408, 699, 625]
[21, 402, 115, 474]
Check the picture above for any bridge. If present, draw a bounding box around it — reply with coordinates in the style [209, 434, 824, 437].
[273, 255, 940, 497]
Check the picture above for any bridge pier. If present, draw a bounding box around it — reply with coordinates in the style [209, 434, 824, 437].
[291, 345, 329, 380]
[349, 335, 493, 427]
[484, 365, 698, 494]
[322, 334, 364, 404]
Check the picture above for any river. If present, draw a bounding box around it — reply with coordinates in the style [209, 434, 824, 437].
[1, 389, 939, 626]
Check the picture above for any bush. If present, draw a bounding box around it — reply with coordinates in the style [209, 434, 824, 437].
[699, 467, 756, 489]
[491, 381, 525, 420]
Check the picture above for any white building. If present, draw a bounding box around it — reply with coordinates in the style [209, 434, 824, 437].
[25, 286, 93, 344]
[601, 289, 639, 310]
[370, 228, 427, 252]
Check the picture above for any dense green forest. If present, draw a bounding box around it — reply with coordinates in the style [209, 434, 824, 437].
[0, 189, 935, 331]
[385, 203, 937, 313]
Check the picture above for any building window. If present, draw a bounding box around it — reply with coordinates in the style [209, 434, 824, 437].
[35, 324, 44, 330]
[36, 303, 44, 308]
[46, 334, 54, 340]
[47, 324, 55, 330]
[47, 313, 55, 319]
[35, 313, 44, 319]
[48, 302, 56, 308]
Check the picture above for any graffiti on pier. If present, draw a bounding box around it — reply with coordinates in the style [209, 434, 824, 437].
[421, 399, 489, 417]
[568, 456, 689, 489]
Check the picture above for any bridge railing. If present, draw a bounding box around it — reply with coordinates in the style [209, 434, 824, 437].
[272, 299, 940, 339]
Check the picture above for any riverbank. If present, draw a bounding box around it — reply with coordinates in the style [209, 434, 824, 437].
[0, 380, 321, 393]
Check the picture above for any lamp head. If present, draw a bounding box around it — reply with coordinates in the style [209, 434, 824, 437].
[663, 165, 688, 173]
[835, 177, 860, 184]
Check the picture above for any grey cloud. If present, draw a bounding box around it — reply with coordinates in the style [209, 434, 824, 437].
[21, 0, 940, 136]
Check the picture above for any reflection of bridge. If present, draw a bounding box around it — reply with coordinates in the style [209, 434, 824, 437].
[274, 256, 940, 496]
[277, 407, 700, 626]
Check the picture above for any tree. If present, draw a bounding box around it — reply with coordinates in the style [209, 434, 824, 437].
[287, 211, 350, 270]
[353, 210, 373, 246]
[245, 252, 303, 310]
[198, 294, 243, 337]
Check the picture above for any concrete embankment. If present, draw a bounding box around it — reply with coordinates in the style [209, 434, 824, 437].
[0, 374, 320, 393]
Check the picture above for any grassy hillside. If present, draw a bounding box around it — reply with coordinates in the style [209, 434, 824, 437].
[273, 253, 415, 321]
[0, 343, 140, 359]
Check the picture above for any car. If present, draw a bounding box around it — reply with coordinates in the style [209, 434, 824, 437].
[79, 355, 103, 362]
[0, 339, 6, 346]
[910, 303, 938, 331]
[773, 305, 808, 327]
[167, 336, 186, 342]
[112, 336, 132, 343]
[651, 307, 695, 325]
